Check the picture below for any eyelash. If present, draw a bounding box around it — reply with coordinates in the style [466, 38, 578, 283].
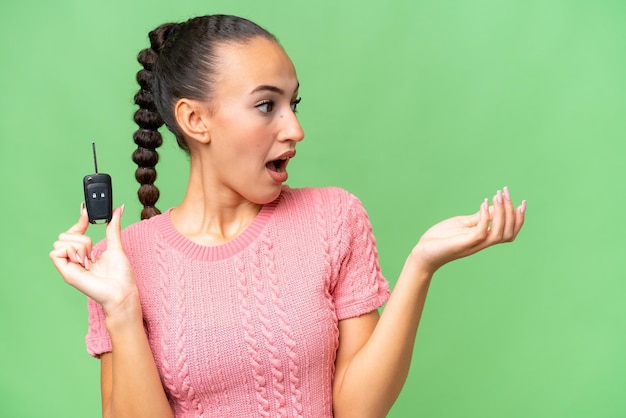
[291, 97, 302, 112]
[255, 97, 302, 114]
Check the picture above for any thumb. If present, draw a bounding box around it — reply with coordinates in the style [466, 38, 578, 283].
[462, 199, 489, 228]
[104, 205, 125, 251]
[67, 202, 90, 235]
[476, 198, 491, 230]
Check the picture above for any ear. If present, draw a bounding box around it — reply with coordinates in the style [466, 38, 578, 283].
[174, 99, 211, 144]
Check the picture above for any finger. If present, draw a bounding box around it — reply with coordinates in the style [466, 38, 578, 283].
[57, 232, 93, 253]
[56, 228, 93, 266]
[512, 200, 527, 237]
[51, 241, 83, 266]
[104, 205, 125, 251]
[488, 190, 505, 242]
[50, 244, 85, 277]
[50, 246, 94, 291]
[476, 198, 490, 235]
[67, 244, 81, 265]
[67, 202, 91, 235]
[460, 199, 491, 249]
[502, 186, 516, 241]
[461, 204, 482, 227]
[57, 239, 92, 268]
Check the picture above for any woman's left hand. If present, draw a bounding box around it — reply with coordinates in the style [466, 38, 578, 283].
[410, 187, 526, 275]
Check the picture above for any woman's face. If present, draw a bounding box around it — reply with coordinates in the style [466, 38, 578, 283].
[199, 36, 304, 205]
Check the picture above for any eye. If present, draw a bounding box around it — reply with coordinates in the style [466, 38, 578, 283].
[290, 97, 302, 112]
[256, 100, 275, 114]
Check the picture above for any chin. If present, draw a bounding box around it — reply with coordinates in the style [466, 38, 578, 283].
[245, 185, 283, 206]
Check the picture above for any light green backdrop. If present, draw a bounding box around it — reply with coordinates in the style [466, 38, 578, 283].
[1, 1, 625, 417]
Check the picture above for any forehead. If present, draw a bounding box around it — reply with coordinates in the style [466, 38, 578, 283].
[213, 37, 298, 94]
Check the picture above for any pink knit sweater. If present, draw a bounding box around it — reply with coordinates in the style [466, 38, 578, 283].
[86, 186, 390, 417]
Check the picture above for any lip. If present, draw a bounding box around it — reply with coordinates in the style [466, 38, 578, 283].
[265, 149, 296, 183]
[271, 149, 296, 162]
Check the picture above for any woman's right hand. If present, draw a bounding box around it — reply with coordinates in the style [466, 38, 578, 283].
[50, 204, 139, 319]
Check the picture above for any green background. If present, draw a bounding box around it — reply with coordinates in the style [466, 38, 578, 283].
[1, 0, 624, 416]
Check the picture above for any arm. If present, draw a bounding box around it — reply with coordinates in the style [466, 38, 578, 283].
[99, 315, 171, 418]
[98, 302, 172, 418]
[51, 205, 173, 418]
[333, 188, 526, 417]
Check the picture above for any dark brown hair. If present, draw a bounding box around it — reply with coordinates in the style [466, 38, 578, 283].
[132, 15, 277, 219]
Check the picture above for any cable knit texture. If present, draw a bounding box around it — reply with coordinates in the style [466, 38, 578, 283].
[86, 186, 390, 417]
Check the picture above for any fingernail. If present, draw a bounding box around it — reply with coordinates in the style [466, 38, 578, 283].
[120, 204, 125, 215]
[521, 200, 527, 214]
[483, 198, 488, 210]
[503, 186, 511, 201]
[76, 253, 83, 264]
[496, 190, 503, 204]
[80, 201, 86, 215]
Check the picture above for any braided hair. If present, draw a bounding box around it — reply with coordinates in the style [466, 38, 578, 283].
[132, 15, 277, 219]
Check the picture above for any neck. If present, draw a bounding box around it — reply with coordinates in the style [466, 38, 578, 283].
[170, 157, 262, 246]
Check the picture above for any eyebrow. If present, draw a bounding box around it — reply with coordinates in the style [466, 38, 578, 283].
[250, 82, 300, 96]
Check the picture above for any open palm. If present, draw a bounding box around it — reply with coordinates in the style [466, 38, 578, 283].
[411, 188, 526, 275]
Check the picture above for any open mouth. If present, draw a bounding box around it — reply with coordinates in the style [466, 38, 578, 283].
[265, 150, 295, 183]
[266, 158, 287, 173]
[266, 150, 295, 172]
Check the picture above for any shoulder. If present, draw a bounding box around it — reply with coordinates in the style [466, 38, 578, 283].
[121, 211, 163, 237]
[93, 209, 169, 254]
[280, 185, 362, 209]
[122, 210, 169, 241]
[278, 186, 370, 232]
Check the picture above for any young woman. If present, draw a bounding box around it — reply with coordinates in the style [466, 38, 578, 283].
[50, 14, 526, 418]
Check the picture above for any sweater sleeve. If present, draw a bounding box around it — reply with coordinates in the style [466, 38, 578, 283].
[84, 240, 112, 358]
[332, 190, 390, 321]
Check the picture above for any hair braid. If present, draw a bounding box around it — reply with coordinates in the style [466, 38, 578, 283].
[132, 23, 177, 219]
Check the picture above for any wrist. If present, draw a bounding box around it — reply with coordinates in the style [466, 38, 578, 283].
[406, 248, 439, 279]
[103, 291, 143, 331]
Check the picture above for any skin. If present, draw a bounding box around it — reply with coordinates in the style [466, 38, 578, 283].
[169, 39, 304, 245]
[50, 36, 526, 418]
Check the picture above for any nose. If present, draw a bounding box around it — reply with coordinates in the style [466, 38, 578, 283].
[278, 110, 305, 143]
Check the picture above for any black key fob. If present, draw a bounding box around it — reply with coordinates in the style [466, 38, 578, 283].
[83, 142, 113, 224]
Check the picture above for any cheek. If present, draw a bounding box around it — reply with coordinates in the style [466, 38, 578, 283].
[235, 125, 272, 154]
[223, 131, 268, 170]
[212, 114, 273, 161]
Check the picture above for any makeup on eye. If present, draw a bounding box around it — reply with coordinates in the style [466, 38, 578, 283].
[251, 82, 300, 113]
[254, 96, 302, 114]
[290, 97, 301, 112]
[255, 99, 275, 113]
